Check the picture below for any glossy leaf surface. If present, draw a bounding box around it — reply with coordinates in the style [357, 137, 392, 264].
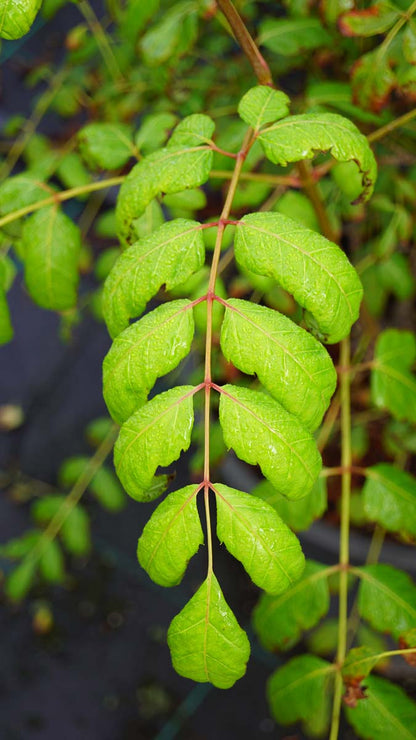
[235, 212, 363, 343]
[114, 386, 195, 501]
[138, 485, 203, 587]
[358, 564, 416, 639]
[220, 298, 337, 429]
[371, 329, 416, 423]
[238, 85, 290, 130]
[0, 0, 42, 40]
[252, 478, 327, 532]
[103, 219, 204, 338]
[345, 675, 416, 740]
[103, 300, 195, 423]
[167, 573, 250, 688]
[213, 483, 304, 594]
[363, 464, 416, 539]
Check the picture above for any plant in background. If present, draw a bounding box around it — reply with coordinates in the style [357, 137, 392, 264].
[1, 1, 416, 739]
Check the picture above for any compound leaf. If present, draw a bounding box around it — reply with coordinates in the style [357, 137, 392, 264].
[363, 464, 416, 539]
[21, 206, 81, 310]
[220, 298, 337, 430]
[103, 300, 195, 423]
[371, 329, 416, 423]
[167, 573, 250, 688]
[219, 385, 321, 500]
[103, 219, 205, 338]
[238, 85, 290, 130]
[0, 0, 42, 40]
[357, 564, 416, 639]
[137, 484, 203, 587]
[116, 114, 214, 244]
[258, 112, 376, 202]
[114, 386, 195, 501]
[252, 561, 330, 651]
[213, 483, 305, 595]
[78, 122, 135, 170]
[345, 675, 416, 740]
[252, 477, 327, 532]
[267, 654, 334, 736]
[235, 213, 363, 343]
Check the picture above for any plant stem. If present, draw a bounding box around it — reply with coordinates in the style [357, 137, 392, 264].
[78, 0, 125, 85]
[216, 0, 273, 86]
[330, 336, 352, 740]
[368, 107, 416, 143]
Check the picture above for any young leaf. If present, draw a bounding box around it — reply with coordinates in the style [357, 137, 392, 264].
[137, 484, 203, 587]
[220, 299, 337, 430]
[345, 675, 416, 740]
[252, 561, 331, 651]
[258, 18, 331, 56]
[252, 477, 327, 532]
[167, 573, 250, 688]
[78, 123, 135, 170]
[21, 206, 81, 311]
[213, 483, 305, 595]
[238, 86, 290, 130]
[103, 300, 195, 424]
[103, 219, 205, 338]
[363, 464, 416, 539]
[258, 112, 377, 202]
[114, 386, 195, 501]
[357, 564, 416, 639]
[267, 654, 334, 736]
[0, 0, 42, 40]
[219, 385, 322, 500]
[116, 114, 214, 244]
[235, 213, 363, 343]
[371, 329, 416, 423]
[338, 4, 399, 37]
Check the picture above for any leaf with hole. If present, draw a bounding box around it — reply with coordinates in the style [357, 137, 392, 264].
[235, 212, 363, 343]
[345, 675, 416, 740]
[167, 573, 250, 688]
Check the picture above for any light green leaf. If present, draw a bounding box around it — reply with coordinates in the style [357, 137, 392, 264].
[252, 561, 330, 651]
[0, 290, 13, 345]
[140, 1, 197, 66]
[267, 654, 334, 736]
[0, 173, 53, 216]
[358, 564, 416, 639]
[78, 122, 135, 170]
[220, 299, 336, 430]
[273, 190, 320, 231]
[32, 495, 91, 556]
[103, 219, 205, 338]
[371, 329, 416, 423]
[338, 3, 399, 37]
[259, 18, 331, 56]
[114, 386, 195, 501]
[238, 86, 290, 130]
[345, 675, 416, 740]
[167, 573, 250, 688]
[56, 152, 91, 191]
[116, 114, 214, 244]
[5, 559, 37, 602]
[21, 206, 81, 311]
[0, 0, 42, 40]
[137, 484, 203, 587]
[235, 212, 363, 343]
[58, 456, 125, 512]
[219, 385, 321, 499]
[135, 112, 178, 154]
[252, 477, 327, 532]
[351, 49, 396, 112]
[118, 0, 160, 42]
[213, 483, 304, 594]
[342, 646, 379, 684]
[258, 112, 376, 202]
[132, 199, 165, 240]
[103, 300, 195, 424]
[363, 464, 416, 539]
[39, 539, 65, 583]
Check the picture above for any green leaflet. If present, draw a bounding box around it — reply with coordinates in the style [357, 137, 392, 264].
[31, 495, 91, 556]
[237, 86, 290, 130]
[267, 654, 334, 736]
[116, 114, 214, 244]
[258, 17, 332, 56]
[219, 384, 322, 500]
[252, 561, 330, 651]
[213, 483, 305, 595]
[21, 206, 81, 311]
[258, 112, 376, 202]
[103, 300, 195, 424]
[0, 0, 42, 40]
[235, 212, 363, 344]
[114, 386, 195, 501]
[220, 299, 337, 430]
[137, 484, 203, 587]
[358, 564, 416, 639]
[39, 539, 65, 583]
[103, 219, 205, 338]
[0, 173, 53, 216]
[78, 123, 135, 170]
[59, 456, 125, 512]
[167, 573, 250, 688]
[135, 112, 178, 154]
[252, 477, 327, 532]
[345, 675, 416, 740]
[363, 464, 416, 539]
[0, 263, 13, 344]
[140, 1, 198, 66]
[342, 646, 379, 684]
[371, 329, 416, 423]
[339, 3, 399, 37]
